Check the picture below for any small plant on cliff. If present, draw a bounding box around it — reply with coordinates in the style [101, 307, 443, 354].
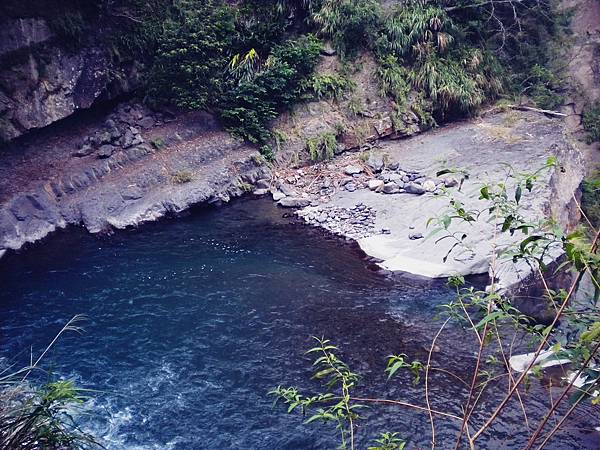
[172, 170, 194, 184]
[306, 131, 338, 161]
[312, 0, 382, 57]
[304, 73, 355, 100]
[583, 101, 600, 144]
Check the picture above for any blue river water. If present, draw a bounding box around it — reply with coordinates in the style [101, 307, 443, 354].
[0, 198, 598, 449]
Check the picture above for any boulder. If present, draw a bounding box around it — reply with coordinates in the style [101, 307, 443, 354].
[374, 115, 394, 137]
[272, 191, 286, 201]
[443, 177, 459, 188]
[253, 189, 269, 196]
[255, 179, 270, 190]
[138, 116, 155, 129]
[366, 152, 386, 172]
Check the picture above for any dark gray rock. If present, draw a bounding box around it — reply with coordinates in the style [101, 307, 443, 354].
[97, 145, 116, 159]
[405, 182, 425, 195]
[255, 179, 271, 190]
[122, 186, 143, 200]
[344, 165, 363, 175]
[278, 183, 298, 197]
[383, 182, 400, 194]
[138, 117, 155, 129]
[366, 153, 385, 172]
[409, 232, 424, 240]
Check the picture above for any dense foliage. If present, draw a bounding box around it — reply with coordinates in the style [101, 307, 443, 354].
[31, 0, 566, 156]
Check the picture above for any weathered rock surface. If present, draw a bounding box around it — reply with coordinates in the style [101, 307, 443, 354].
[0, 13, 141, 141]
[293, 111, 584, 290]
[0, 106, 270, 254]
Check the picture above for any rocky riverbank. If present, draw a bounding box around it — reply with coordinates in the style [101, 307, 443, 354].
[0, 102, 585, 298]
[0, 101, 271, 258]
[258, 110, 584, 291]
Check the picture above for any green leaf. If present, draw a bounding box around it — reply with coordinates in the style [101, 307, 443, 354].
[501, 215, 514, 232]
[479, 186, 490, 200]
[474, 310, 504, 329]
[386, 361, 406, 380]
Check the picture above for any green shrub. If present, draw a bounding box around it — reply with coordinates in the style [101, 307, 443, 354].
[0, 315, 100, 449]
[219, 35, 323, 144]
[581, 174, 600, 227]
[304, 73, 354, 99]
[306, 131, 337, 161]
[583, 101, 600, 144]
[375, 3, 454, 60]
[526, 64, 564, 110]
[313, 0, 382, 57]
[151, 137, 165, 149]
[47, 11, 88, 50]
[146, 0, 235, 110]
[375, 55, 410, 103]
[347, 96, 365, 116]
[172, 170, 194, 184]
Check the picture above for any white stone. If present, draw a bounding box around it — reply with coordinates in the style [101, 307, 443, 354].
[344, 165, 363, 175]
[368, 179, 384, 190]
[423, 179, 436, 192]
[272, 191, 286, 201]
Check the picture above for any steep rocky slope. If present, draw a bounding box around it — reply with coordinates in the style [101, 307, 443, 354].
[0, 2, 143, 141]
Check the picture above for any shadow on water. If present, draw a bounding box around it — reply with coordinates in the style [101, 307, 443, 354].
[0, 197, 598, 449]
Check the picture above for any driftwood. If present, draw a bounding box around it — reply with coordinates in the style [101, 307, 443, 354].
[507, 104, 567, 117]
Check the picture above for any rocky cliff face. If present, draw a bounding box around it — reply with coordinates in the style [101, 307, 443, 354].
[0, 6, 142, 142]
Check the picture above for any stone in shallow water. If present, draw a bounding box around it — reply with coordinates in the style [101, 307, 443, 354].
[271, 191, 286, 201]
[278, 197, 311, 208]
